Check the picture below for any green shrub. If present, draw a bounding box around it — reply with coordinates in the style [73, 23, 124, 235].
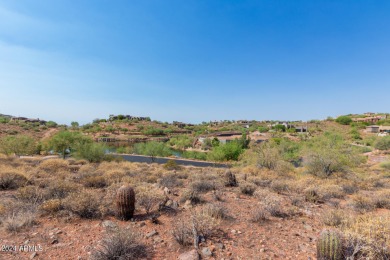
[375, 136, 390, 150]
[74, 142, 108, 163]
[304, 133, 364, 177]
[335, 116, 352, 125]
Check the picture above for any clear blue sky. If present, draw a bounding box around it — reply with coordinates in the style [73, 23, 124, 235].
[0, 1, 389, 124]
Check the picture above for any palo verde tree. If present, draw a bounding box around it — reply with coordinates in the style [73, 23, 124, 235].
[335, 116, 352, 125]
[133, 141, 171, 162]
[46, 131, 90, 159]
[303, 132, 365, 177]
[0, 135, 37, 156]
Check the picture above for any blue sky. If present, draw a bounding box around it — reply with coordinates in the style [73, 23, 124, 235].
[0, 1, 389, 124]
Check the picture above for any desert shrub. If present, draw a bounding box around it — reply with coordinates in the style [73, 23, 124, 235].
[343, 214, 390, 259]
[172, 211, 218, 247]
[81, 174, 107, 188]
[304, 187, 321, 203]
[321, 209, 347, 227]
[224, 170, 238, 187]
[318, 184, 345, 200]
[1, 209, 37, 233]
[248, 176, 272, 188]
[159, 174, 183, 188]
[179, 188, 203, 204]
[47, 180, 79, 199]
[190, 180, 216, 193]
[0, 171, 28, 190]
[275, 160, 294, 175]
[341, 183, 359, 194]
[91, 228, 148, 260]
[253, 188, 272, 200]
[17, 186, 47, 203]
[350, 194, 375, 212]
[251, 206, 268, 223]
[240, 182, 257, 196]
[270, 180, 290, 194]
[39, 199, 62, 214]
[372, 191, 390, 209]
[303, 133, 364, 177]
[263, 196, 286, 217]
[39, 159, 69, 172]
[256, 141, 281, 170]
[375, 136, 390, 151]
[63, 190, 102, 218]
[290, 196, 304, 207]
[380, 161, 390, 171]
[104, 169, 127, 184]
[136, 185, 166, 214]
[171, 218, 193, 246]
[163, 159, 181, 170]
[201, 203, 227, 219]
[212, 190, 224, 201]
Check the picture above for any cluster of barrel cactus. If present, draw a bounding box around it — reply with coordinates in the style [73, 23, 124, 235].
[116, 185, 135, 220]
[317, 229, 343, 260]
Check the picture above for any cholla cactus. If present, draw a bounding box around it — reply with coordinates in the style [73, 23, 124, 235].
[317, 229, 343, 260]
[116, 185, 135, 220]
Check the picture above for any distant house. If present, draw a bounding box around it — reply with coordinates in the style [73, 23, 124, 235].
[10, 117, 47, 125]
[380, 126, 390, 133]
[173, 121, 194, 128]
[366, 125, 380, 133]
[295, 126, 308, 133]
[353, 115, 387, 124]
[109, 114, 150, 121]
[193, 131, 244, 148]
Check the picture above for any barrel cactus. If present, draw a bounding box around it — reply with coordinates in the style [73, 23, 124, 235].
[317, 229, 343, 260]
[116, 185, 135, 220]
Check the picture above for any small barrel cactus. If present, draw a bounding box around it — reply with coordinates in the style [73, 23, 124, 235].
[224, 170, 238, 187]
[116, 185, 135, 220]
[317, 229, 343, 260]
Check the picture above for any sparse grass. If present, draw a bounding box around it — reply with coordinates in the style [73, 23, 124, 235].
[304, 187, 321, 203]
[240, 182, 257, 196]
[350, 194, 375, 213]
[179, 188, 203, 204]
[81, 174, 107, 188]
[91, 228, 149, 260]
[63, 190, 102, 219]
[172, 210, 218, 247]
[136, 185, 166, 214]
[39, 159, 69, 172]
[270, 180, 290, 194]
[321, 209, 347, 227]
[39, 199, 63, 215]
[343, 213, 390, 259]
[1, 210, 37, 233]
[372, 190, 390, 209]
[159, 174, 184, 188]
[190, 180, 216, 193]
[17, 185, 47, 203]
[251, 206, 268, 223]
[201, 203, 228, 219]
